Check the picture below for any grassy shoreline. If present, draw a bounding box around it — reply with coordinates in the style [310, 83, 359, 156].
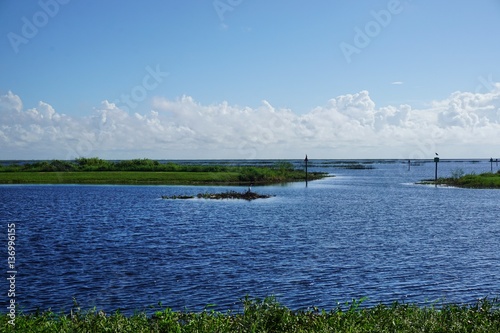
[2, 297, 499, 332]
[0, 158, 328, 185]
[421, 171, 500, 188]
[0, 171, 243, 185]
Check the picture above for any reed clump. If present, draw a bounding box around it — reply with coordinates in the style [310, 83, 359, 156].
[162, 190, 273, 201]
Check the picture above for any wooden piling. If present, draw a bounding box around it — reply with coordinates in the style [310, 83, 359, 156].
[434, 157, 439, 185]
[304, 155, 309, 186]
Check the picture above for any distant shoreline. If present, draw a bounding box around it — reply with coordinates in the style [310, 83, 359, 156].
[0, 171, 326, 185]
[0, 158, 328, 185]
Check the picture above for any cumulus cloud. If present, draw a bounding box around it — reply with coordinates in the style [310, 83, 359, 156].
[1, 85, 500, 160]
[0, 91, 23, 113]
[435, 88, 500, 128]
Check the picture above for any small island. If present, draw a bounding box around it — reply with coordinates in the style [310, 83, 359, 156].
[162, 190, 274, 201]
[420, 171, 500, 188]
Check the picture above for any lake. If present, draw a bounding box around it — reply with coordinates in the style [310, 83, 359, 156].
[1, 159, 499, 314]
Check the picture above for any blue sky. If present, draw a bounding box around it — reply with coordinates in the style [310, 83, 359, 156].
[1, 0, 500, 159]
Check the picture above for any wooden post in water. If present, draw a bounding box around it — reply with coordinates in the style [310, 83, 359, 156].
[408, 159, 411, 171]
[434, 156, 439, 185]
[490, 158, 494, 172]
[304, 154, 309, 186]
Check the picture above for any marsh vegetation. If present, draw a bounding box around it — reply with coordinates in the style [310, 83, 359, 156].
[0, 158, 327, 185]
[162, 190, 274, 201]
[421, 170, 500, 188]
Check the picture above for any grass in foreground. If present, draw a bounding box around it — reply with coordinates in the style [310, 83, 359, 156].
[2, 297, 500, 332]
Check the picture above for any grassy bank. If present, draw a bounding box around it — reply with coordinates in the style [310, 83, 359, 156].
[0, 171, 242, 185]
[0, 158, 327, 185]
[2, 297, 499, 332]
[424, 171, 500, 188]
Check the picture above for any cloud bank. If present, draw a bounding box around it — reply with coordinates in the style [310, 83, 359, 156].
[1, 85, 500, 160]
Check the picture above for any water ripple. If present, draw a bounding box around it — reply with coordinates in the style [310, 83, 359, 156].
[1, 162, 500, 313]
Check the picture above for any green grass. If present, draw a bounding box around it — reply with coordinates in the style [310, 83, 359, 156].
[2, 297, 499, 332]
[430, 171, 500, 188]
[0, 169, 326, 185]
[0, 159, 328, 185]
[0, 171, 242, 185]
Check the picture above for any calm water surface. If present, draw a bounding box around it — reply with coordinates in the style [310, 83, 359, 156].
[1, 160, 499, 314]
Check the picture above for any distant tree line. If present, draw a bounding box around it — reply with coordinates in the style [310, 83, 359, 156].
[0, 158, 232, 172]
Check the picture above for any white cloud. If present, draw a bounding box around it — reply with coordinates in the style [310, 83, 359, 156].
[391, 81, 404, 85]
[1, 85, 500, 160]
[0, 91, 23, 113]
[434, 88, 500, 128]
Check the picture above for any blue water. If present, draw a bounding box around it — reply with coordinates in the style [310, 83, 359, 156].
[1, 160, 499, 314]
